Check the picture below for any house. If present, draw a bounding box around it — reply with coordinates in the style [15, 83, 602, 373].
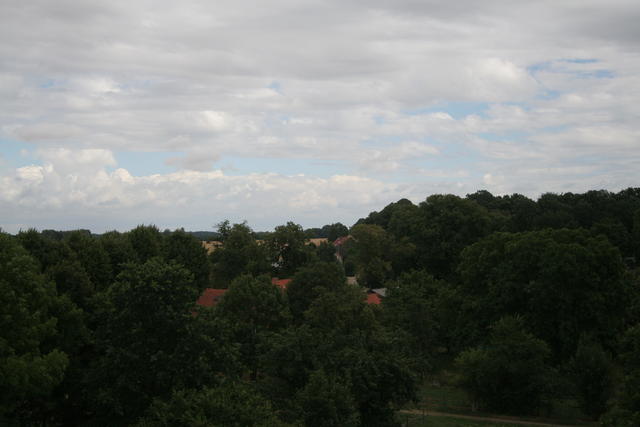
[202, 240, 223, 254]
[196, 288, 227, 307]
[370, 288, 386, 297]
[306, 238, 329, 247]
[333, 235, 353, 262]
[271, 277, 292, 290]
[333, 235, 352, 247]
[366, 292, 382, 305]
[365, 288, 386, 305]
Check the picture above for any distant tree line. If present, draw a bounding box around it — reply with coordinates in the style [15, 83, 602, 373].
[2, 187, 640, 425]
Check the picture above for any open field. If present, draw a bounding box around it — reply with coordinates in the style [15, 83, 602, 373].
[400, 379, 596, 427]
[399, 412, 571, 427]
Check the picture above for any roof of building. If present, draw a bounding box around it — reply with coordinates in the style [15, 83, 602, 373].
[271, 278, 292, 290]
[366, 293, 382, 305]
[371, 288, 387, 297]
[202, 240, 224, 254]
[307, 238, 329, 247]
[333, 235, 352, 246]
[196, 288, 227, 307]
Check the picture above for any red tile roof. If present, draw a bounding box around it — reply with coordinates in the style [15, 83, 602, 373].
[366, 293, 382, 305]
[333, 235, 352, 246]
[271, 278, 292, 290]
[196, 288, 227, 307]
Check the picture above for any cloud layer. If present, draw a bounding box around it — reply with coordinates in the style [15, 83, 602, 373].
[1, 0, 639, 231]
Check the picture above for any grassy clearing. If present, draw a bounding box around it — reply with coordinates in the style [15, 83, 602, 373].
[398, 412, 553, 427]
[403, 377, 595, 426]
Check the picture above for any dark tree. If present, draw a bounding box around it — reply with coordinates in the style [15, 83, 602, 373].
[350, 224, 392, 288]
[414, 194, 496, 278]
[0, 233, 69, 423]
[90, 259, 235, 425]
[164, 228, 211, 290]
[127, 224, 163, 263]
[457, 229, 629, 360]
[287, 261, 346, 321]
[211, 221, 270, 286]
[216, 274, 290, 380]
[570, 335, 614, 420]
[136, 382, 286, 427]
[455, 316, 553, 415]
[267, 222, 311, 277]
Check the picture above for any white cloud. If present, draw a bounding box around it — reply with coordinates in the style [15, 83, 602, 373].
[1, 0, 640, 231]
[0, 147, 424, 232]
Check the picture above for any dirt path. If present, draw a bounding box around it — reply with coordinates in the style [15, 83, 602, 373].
[399, 409, 574, 426]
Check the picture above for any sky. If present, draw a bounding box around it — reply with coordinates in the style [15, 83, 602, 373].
[1, 0, 640, 233]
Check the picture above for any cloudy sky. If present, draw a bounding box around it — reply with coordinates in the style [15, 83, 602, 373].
[1, 0, 639, 233]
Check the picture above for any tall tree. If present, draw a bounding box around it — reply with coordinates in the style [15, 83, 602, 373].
[455, 316, 553, 415]
[457, 229, 629, 360]
[164, 228, 211, 290]
[267, 222, 311, 277]
[211, 221, 270, 286]
[287, 261, 346, 321]
[0, 233, 69, 423]
[350, 224, 392, 288]
[263, 286, 417, 426]
[216, 275, 290, 380]
[414, 194, 497, 279]
[136, 382, 287, 427]
[127, 225, 163, 263]
[90, 259, 235, 425]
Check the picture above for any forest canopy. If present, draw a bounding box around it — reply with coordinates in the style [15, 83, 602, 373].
[2, 187, 640, 426]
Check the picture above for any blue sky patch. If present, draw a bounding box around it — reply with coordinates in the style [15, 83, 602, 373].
[221, 156, 346, 178]
[112, 151, 182, 176]
[0, 139, 37, 170]
[562, 58, 598, 64]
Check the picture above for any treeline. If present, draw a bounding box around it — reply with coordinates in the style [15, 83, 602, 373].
[1, 188, 640, 426]
[352, 188, 640, 423]
[1, 222, 409, 426]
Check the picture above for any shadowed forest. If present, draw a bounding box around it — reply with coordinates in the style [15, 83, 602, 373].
[3, 188, 640, 426]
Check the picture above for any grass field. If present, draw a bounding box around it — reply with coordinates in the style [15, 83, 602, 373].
[401, 378, 595, 427]
[399, 412, 557, 427]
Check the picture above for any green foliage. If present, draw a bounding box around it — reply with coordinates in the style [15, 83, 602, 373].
[455, 316, 553, 415]
[457, 228, 629, 360]
[4, 188, 640, 425]
[287, 262, 346, 320]
[0, 233, 70, 420]
[17, 228, 67, 271]
[91, 258, 237, 424]
[211, 221, 270, 286]
[267, 222, 311, 277]
[47, 258, 94, 308]
[324, 223, 349, 242]
[163, 228, 211, 289]
[136, 382, 288, 427]
[414, 194, 497, 279]
[127, 224, 163, 263]
[602, 324, 640, 425]
[295, 369, 359, 427]
[99, 230, 136, 279]
[350, 224, 392, 288]
[355, 198, 417, 231]
[570, 335, 613, 419]
[217, 274, 290, 332]
[384, 271, 457, 372]
[315, 240, 339, 263]
[217, 274, 290, 379]
[263, 285, 417, 427]
[65, 230, 113, 291]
